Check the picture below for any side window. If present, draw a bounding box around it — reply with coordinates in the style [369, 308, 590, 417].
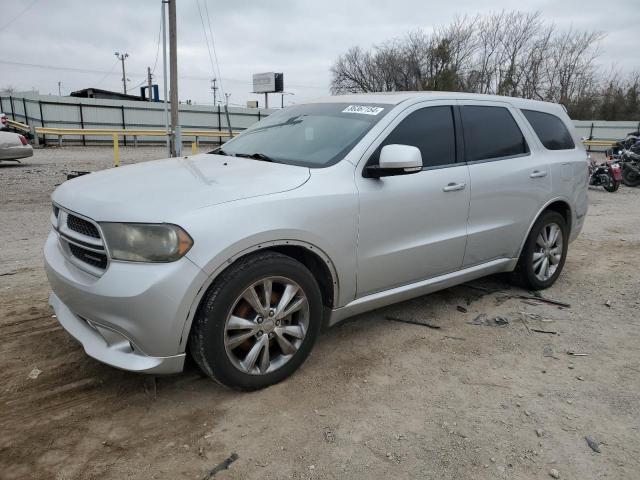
[460, 106, 529, 161]
[370, 106, 456, 168]
[522, 109, 575, 150]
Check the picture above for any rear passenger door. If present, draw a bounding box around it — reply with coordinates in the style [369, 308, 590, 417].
[460, 101, 552, 267]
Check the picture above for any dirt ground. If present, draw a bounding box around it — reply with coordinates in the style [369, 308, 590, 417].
[1, 146, 639, 480]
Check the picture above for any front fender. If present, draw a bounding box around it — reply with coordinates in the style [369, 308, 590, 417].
[178, 237, 340, 352]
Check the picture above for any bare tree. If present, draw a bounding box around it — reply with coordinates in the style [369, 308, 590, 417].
[329, 11, 630, 119]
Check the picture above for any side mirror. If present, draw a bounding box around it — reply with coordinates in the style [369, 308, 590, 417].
[364, 144, 423, 178]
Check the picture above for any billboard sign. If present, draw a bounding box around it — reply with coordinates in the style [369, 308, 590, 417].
[252, 72, 284, 93]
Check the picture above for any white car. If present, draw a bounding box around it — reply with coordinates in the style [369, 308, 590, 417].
[0, 130, 33, 161]
[45, 92, 588, 390]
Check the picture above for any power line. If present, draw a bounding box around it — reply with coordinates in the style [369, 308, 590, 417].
[95, 59, 120, 87]
[0, 0, 40, 33]
[195, 0, 218, 94]
[202, 0, 225, 99]
[151, 11, 163, 75]
[0, 59, 327, 89]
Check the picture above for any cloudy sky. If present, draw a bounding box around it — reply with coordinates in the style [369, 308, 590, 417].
[1, 0, 638, 107]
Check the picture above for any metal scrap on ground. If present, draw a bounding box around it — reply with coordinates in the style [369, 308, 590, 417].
[385, 315, 441, 329]
[585, 436, 602, 453]
[204, 453, 239, 479]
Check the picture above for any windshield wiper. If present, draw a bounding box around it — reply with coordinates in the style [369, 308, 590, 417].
[209, 147, 232, 156]
[234, 152, 276, 163]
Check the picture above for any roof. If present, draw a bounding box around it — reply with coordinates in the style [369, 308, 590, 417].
[309, 91, 563, 113]
[69, 88, 143, 101]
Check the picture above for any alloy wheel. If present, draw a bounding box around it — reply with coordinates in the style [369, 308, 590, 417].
[223, 276, 309, 375]
[532, 222, 563, 282]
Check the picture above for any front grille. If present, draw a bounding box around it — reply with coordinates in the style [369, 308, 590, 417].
[67, 214, 100, 238]
[68, 243, 108, 269]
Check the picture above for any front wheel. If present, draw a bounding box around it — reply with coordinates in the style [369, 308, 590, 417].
[603, 177, 620, 192]
[513, 211, 568, 290]
[189, 251, 323, 391]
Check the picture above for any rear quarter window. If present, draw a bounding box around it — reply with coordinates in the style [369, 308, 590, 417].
[522, 109, 575, 150]
[460, 106, 529, 162]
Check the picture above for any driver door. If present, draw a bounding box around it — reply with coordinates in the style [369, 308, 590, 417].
[355, 102, 470, 297]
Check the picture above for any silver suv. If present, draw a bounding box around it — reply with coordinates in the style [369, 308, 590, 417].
[45, 93, 588, 390]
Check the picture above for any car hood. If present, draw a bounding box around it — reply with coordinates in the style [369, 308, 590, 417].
[52, 154, 310, 222]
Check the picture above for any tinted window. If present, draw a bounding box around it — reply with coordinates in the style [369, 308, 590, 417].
[219, 103, 390, 168]
[522, 109, 575, 150]
[370, 106, 456, 168]
[461, 106, 529, 161]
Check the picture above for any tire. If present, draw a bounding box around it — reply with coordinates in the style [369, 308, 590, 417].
[513, 211, 568, 290]
[622, 167, 640, 187]
[189, 251, 323, 391]
[603, 177, 620, 192]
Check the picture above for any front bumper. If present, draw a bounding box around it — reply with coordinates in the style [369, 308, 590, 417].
[44, 230, 208, 374]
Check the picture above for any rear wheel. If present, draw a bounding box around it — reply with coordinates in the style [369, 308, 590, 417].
[189, 251, 323, 391]
[514, 211, 568, 290]
[622, 167, 640, 187]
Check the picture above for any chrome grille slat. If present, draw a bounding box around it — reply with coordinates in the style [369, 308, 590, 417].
[67, 214, 100, 238]
[68, 243, 108, 270]
[52, 204, 109, 276]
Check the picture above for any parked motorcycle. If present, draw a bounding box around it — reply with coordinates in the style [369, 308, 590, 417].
[605, 132, 639, 158]
[618, 148, 640, 187]
[589, 155, 622, 192]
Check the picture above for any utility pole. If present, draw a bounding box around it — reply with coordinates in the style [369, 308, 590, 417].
[147, 67, 153, 101]
[57, 81, 62, 96]
[161, 0, 170, 157]
[168, 0, 180, 156]
[114, 51, 129, 94]
[211, 78, 218, 105]
[225, 93, 231, 105]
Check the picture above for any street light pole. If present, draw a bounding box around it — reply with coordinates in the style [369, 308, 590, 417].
[280, 91, 295, 108]
[114, 52, 129, 94]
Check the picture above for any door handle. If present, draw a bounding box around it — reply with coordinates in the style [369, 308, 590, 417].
[530, 170, 547, 178]
[443, 182, 466, 192]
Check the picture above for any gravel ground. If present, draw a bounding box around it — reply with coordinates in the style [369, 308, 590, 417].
[1, 146, 639, 480]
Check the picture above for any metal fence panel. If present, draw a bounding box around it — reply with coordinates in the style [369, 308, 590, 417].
[2, 93, 638, 150]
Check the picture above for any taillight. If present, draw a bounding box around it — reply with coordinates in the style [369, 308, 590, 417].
[19, 135, 28, 145]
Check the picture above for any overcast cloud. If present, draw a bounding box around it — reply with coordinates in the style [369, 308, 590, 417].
[1, 0, 638, 107]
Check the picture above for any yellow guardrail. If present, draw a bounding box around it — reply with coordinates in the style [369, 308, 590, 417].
[6, 119, 30, 132]
[7, 119, 620, 167]
[582, 139, 617, 147]
[10, 124, 239, 166]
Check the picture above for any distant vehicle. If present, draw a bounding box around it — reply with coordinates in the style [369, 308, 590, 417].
[0, 112, 8, 131]
[45, 92, 588, 390]
[0, 130, 33, 161]
[588, 154, 621, 191]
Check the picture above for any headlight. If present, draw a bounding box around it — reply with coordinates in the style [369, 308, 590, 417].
[100, 223, 193, 262]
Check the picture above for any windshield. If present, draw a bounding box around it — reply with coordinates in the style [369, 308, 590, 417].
[215, 102, 390, 168]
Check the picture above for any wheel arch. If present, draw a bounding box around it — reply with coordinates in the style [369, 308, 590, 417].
[516, 198, 573, 260]
[178, 240, 339, 350]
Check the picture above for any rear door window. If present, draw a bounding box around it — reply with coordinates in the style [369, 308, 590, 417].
[522, 109, 575, 150]
[460, 106, 529, 161]
[370, 105, 456, 168]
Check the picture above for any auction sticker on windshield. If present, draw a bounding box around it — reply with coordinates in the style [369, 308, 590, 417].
[342, 105, 385, 115]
